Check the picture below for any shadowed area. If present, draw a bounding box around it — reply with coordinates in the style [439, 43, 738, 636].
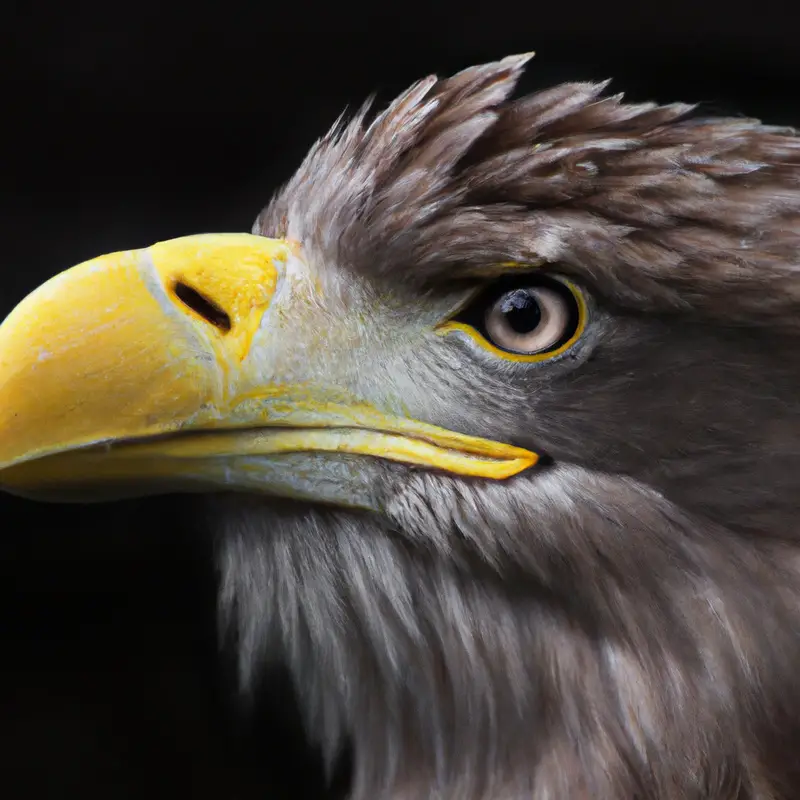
[0, 495, 336, 797]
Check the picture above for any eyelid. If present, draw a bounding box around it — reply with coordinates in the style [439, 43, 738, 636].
[436, 269, 543, 322]
[435, 277, 587, 364]
[438, 285, 485, 322]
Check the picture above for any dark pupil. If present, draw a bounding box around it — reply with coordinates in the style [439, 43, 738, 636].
[498, 289, 541, 333]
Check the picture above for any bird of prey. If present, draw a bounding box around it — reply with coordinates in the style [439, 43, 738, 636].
[1, 53, 800, 799]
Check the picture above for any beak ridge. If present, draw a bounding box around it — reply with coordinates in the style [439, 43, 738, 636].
[0, 234, 289, 470]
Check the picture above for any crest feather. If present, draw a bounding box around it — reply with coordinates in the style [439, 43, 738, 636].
[255, 55, 800, 328]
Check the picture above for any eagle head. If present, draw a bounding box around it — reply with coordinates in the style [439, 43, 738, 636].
[2, 54, 800, 798]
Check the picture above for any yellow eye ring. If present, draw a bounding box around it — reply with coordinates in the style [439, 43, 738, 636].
[436, 277, 587, 364]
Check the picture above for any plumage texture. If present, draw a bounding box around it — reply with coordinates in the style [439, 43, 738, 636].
[256, 53, 800, 324]
[209, 54, 800, 798]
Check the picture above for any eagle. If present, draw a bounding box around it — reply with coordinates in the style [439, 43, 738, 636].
[1, 53, 800, 799]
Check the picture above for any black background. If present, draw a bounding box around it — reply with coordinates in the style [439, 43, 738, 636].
[1, 2, 798, 797]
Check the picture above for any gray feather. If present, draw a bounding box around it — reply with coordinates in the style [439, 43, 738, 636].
[225, 54, 800, 798]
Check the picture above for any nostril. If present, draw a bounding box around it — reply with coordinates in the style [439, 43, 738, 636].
[173, 282, 231, 332]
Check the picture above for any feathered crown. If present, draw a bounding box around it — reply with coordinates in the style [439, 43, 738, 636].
[256, 54, 800, 327]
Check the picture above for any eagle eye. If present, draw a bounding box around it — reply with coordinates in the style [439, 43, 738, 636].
[440, 275, 586, 362]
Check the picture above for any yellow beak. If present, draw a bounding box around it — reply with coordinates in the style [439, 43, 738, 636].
[0, 234, 537, 502]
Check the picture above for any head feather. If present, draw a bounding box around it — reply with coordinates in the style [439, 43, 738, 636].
[238, 56, 800, 799]
[255, 55, 800, 327]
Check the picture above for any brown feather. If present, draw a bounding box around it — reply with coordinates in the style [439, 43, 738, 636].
[256, 54, 800, 328]
[234, 56, 800, 799]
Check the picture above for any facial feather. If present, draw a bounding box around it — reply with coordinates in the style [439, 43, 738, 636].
[215, 55, 800, 798]
[256, 55, 800, 326]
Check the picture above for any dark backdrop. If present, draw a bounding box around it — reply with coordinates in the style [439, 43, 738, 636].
[1, 2, 798, 798]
